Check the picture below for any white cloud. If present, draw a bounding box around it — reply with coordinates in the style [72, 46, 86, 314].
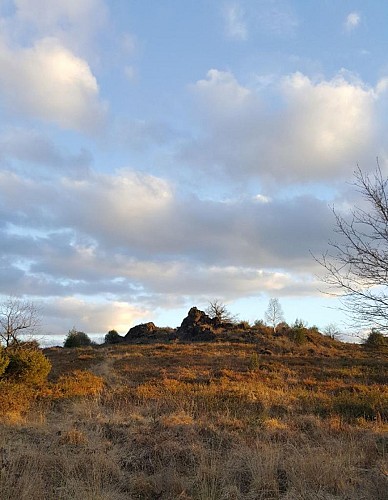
[42, 297, 149, 334]
[223, 3, 248, 41]
[344, 12, 361, 32]
[184, 69, 380, 183]
[0, 37, 107, 132]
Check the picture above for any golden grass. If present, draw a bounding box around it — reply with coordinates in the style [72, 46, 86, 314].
[0, 342, 387, 499]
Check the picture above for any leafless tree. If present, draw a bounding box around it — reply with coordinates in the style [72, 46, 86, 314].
[0, 297, 40, 347]
[206, 299, 237, 323]
[264, 298, 284, 333]
[323, 322, 341, 340]
[317, 164, 388, 333]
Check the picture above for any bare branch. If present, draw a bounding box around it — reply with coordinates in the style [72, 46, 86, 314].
[315, 163, 388, 333]
[0, 297, 40, 347]
[205, 299, 237, 324]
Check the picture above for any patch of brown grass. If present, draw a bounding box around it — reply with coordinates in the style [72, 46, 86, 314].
[0, 342, 387, 499]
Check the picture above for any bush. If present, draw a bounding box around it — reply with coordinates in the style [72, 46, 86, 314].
[104, 329, 122, 344]
[364, 329, 387, 348]
[5, 347, 51, 386]
[290, 328, 307, 344]
[0, 380, 36, 417]
[64, 329, 92, 348]
[237, 321, 250, 330]
[0, 346, 9, 377]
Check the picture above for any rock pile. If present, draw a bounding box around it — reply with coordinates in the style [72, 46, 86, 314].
[176, 307, 221, 340]
[125, 322, 157, 340]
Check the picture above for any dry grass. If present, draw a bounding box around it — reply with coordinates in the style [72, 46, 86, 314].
[0, 341, 387, 499]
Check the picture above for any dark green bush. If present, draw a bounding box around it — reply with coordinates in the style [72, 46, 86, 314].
[104, 329, 122, 344]
[5, 347, 51, 386]
[364, 329, 387, 348]
[0, 346, 9, 377]
[290, 328, 307, 344]
[64, 329, 92, 348]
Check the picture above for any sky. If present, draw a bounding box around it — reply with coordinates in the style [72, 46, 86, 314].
[0, 0, 387, 342]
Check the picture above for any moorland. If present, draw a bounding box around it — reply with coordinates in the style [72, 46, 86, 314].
[0, 313, 387, 499]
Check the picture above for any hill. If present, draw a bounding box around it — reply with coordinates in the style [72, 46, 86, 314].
[0, 334, 387, 499]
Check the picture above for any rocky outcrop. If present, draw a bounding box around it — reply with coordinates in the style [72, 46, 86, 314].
[177, 307, 221, 340]
[125, 322, 157, 340]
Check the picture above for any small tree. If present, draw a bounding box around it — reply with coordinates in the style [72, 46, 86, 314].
[264, 298, 285, 333]
[0, 297, 40, 347]
[64, 328, 92, 348]
[293, 318, 308, 329]
[324, 323, 341, 340]
[206, 299, 237, 323]
[104, 329, 122, 344]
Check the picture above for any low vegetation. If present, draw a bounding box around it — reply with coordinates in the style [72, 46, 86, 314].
[0, 327, 387, 499]
[63, 329, 93, 348]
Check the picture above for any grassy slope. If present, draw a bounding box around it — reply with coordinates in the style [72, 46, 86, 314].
[0, 339, 387, 499]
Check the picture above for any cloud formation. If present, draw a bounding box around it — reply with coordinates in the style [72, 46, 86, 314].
[183, 69, 380, 184]
[0, 161, 333, 330]
[0, 37, 107, 132]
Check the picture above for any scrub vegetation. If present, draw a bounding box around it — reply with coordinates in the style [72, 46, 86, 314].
[0, 327, 387, 499]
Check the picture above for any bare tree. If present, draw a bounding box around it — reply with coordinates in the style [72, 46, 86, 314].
[0, 297, 40, 347]
[205, 299, 237, 323]
[317, 165, 388, 333]
[264, 298, 284, 333]
[323, 323, 341, 340]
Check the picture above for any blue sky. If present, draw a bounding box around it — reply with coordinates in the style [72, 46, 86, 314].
[0, 0, 387, 340]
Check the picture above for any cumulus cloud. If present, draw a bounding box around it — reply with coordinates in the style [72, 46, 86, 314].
[0, 37, 107, 132]
[223, 3, 248, 41]
[182, 69, 380, 184]
[344, 12, 361, 32]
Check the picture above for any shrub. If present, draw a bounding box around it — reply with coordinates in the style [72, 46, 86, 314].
[0, 380, 36, 417]
[254, 319, 265, 327]
[364, 329, 387, 348]
[64, 328, 92, 348]
[53, 370, 104, 398]
[290, 328, 307, 344]
[5, 347, 51, 386]
[104, 329, 122, 344]
[293, 318, 308, 329]
[237, 321, 250, 330]
[0, 346, 10, 377]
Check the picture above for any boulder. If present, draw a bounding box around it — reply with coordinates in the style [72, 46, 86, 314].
[125, 322, 157, 339]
